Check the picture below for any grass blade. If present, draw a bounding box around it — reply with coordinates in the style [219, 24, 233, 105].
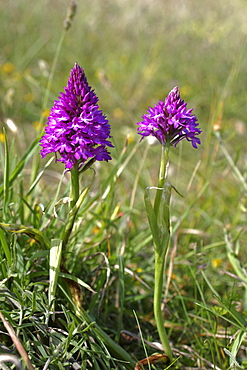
[0, 136, 41, 198]
[3, 129, 10, 211]
[49, 239, 63, 312]
[0, 227, 12, 266]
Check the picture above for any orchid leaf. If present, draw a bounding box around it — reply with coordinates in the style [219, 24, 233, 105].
[144, 188, 161, 252]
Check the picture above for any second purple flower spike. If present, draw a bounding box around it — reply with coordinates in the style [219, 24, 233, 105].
[137, 87, 201, 148]
[40, 63, 113, 170]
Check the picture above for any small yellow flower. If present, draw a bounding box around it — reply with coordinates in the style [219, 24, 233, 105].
[28, 238, 37, 246]
[92, 225, 100, 235]
[113, 107, 123, 119]
[42, 108, 50, 118]
[126, 131, 134, 144]
[1, 62, 15, 74]
[211, 258, 222, 268]
[0, 132, 5, 142]
[32, 121, 44, 131]
[136, 268, 142, 273]
[121, 128, 135, 144]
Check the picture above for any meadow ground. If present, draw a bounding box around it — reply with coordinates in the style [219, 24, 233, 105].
[0, 0, 247, 369]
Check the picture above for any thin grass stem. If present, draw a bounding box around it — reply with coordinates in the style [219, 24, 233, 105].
[153, 252, 173, 360]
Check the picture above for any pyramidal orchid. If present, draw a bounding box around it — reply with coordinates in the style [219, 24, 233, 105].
[137, 87, 201, 362]
[40, 63, 113, 171]
[38, 63, 136, 368]
[40, 63, 114, 241]
[137, 86, 201, 149]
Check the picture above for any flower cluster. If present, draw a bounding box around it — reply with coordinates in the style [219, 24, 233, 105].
[40, 63, 113, 170]
[137, 86, 201, 148]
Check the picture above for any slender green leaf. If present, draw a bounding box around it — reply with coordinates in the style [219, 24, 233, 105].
[0, 136, 41, 198]
[0, 227, 12, 266]
[144, 188, 161, 251]
[62, 180, 94, 248]
[0, 223, 50, 250]
[59, 272, 96, 293]
[3, 129, 10, 210]
[26, 157, 54, 196]
[229, 330, 246, 369]
[225, 231, 247, 284]
[115, 255, 124, 341]
[49, 239, 63, 311]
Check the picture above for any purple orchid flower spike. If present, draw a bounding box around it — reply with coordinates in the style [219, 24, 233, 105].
[137, 86, 201, 148]
[40, 63, 113, 170]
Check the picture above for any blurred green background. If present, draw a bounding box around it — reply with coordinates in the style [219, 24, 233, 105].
[1, 0, 247, 254]
[1, 0, 247, 127]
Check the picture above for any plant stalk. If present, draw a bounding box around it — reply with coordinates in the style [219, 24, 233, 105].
[154, 144, 170, 215]
[153, 142, 173, 360]
[70, 164, 80, 209]
[154, 251, 173, 360]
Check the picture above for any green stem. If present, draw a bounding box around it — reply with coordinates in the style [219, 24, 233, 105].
[154, 144, 170, 215]
[62, 180, 91, 250]
[152, 143, 173, 360]
[70, 164, 80, 209]
[154, 252, 173, 360]
[60, 164, 80, 249]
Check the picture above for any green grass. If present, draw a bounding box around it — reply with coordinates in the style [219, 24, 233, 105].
[1, 0, 247, 369]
